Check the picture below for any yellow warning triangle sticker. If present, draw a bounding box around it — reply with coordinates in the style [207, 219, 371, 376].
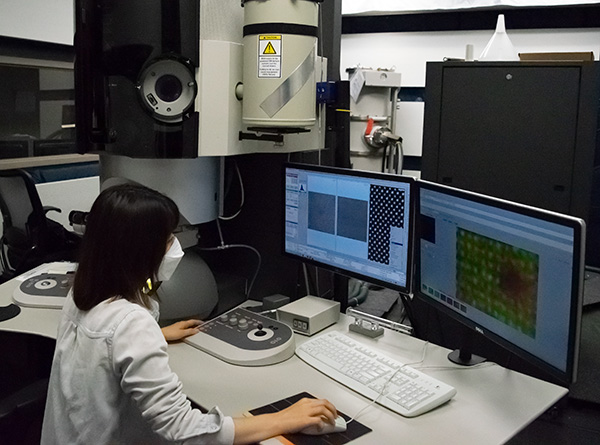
[263, 42, 277, 55]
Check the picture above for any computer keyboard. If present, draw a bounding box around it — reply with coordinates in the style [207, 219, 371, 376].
[296, 331, 457, 417]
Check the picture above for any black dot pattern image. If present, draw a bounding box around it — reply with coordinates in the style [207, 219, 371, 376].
[368, 186, 405, 265]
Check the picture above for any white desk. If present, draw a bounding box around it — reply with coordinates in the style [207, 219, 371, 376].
[0, 274, 568, 444]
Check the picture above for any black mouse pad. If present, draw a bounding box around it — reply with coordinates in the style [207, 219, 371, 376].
[248, 392, 372, 444]
[0, 304, 21, 322]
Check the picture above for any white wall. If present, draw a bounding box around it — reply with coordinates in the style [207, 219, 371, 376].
[341, 27, 600, 170]
[341, 28, 600, 85]
[342, 0, 600, 15]
[0, 0, 74, 45]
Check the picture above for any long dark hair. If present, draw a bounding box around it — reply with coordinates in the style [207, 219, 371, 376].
[73, 183, 179, 311]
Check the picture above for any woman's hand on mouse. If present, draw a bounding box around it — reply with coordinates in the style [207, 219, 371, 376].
[232, 397, 338, 444]
[275, 397, 338, 434]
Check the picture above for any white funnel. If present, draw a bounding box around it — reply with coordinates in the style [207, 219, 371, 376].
[479, 15, 519, 61]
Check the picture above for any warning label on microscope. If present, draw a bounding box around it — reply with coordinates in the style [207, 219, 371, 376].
[258, 35, 281, 78]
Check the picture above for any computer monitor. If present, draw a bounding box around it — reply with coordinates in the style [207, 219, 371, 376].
[284, 163, 414, 295]
[415, 180, 585, 385]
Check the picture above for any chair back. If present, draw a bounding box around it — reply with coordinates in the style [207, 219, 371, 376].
[0, 170, 45, 241]
[0, 169, 79, 279]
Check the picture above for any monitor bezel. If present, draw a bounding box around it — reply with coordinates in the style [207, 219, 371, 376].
[283, 162, 416, 295]
[414, 179, 585, 385]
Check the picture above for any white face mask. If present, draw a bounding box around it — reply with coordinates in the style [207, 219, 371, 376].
[157, 236, 184, 281]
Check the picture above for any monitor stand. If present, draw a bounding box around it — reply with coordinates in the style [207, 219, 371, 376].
[448, 332, 486, 366]
[448, 348, 486, 366]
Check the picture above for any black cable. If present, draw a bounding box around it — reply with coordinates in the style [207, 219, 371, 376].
[0, 236, 10, 273]
[398, 292, 417, 337]
[295, 262, 304, 299]
[302, 263, 318, 297]
[400, 308, 408, 325]
[220, 160, 244, 221]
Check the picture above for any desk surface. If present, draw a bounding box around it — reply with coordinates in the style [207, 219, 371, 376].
[0, 272, 568, 444]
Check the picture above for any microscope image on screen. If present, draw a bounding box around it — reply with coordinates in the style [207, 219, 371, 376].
[306, 185, 406, 267]
[285, 164, 414, 293]
[455, 228, 539, 339]
[368, 185, 406, 265]
[304, 186, 371, 261]
[336, 196, 369, 243]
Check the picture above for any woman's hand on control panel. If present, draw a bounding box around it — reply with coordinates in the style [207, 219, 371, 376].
[161, 319, 202, 342]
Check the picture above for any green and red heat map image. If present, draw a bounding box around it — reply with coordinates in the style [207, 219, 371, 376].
[456, 228, 539, 338]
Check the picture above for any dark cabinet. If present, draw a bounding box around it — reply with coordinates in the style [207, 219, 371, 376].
[422, 61, 599, 223]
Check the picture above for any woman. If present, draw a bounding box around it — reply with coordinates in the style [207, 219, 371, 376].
[41, 183, 337, 444]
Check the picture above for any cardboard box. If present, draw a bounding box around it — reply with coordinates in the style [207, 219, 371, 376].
[519, 52, 595, 61]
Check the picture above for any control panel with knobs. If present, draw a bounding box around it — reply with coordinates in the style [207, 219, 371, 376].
[184, 307, 295, 366]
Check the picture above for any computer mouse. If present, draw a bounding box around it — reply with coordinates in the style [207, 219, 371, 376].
[299, 416, 347, 435]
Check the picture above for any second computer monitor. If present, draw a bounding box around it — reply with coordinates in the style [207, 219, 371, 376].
[416, 180, 585, 384]
[284, 163, 414, 294]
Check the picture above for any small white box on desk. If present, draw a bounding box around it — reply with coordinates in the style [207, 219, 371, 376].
[276, 296, 340, 336]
